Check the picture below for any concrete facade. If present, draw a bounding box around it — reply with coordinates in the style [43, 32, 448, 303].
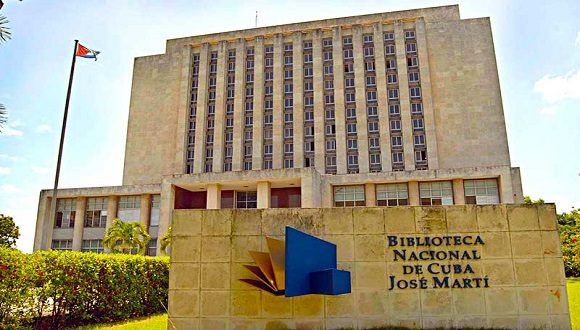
[168, 205, 571, 329]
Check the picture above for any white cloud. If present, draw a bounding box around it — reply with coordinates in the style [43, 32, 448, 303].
[31, 166, 51, 175]
[0, 167, 11, 175]
[0, 154, 24, 162]
[576, 31, 580, 48]
[533, 70, 580, 104]
[35, 124, 52, 133]
[540, 106, 558, 116]
[0, 125, 24, 137]
[0, 184, 23, 193]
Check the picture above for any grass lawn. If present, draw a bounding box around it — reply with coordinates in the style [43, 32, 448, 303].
[72, 279, 580, 329]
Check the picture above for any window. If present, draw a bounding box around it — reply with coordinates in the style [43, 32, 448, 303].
[305, 141, 315, 152]
[265, 57, 274, 67]
[415, 150, 427, 162]
[52, 239, 72, 251]
[284, 158, 294, 168]
[325, 94, 335, 105]
[363, 35, 373, 43]
[414, 134, 425, 146]
[364, 47, 374, 57]
[388, 89, 399, 100]
[247, 48, 254, 56]
[343, 37, 352, 45]
[225, 132, 233, 142]
[376, 183, 409, 206]
[304, 53, 313, 63]
[420, 181, 453, 206]
[409, 72, 420, 82]
[228, 62, 235, 72]
[246, 73, 254, 83]
[324, 65, 334, 75]
[244, 161, 252, 170]
[386, 59, 396, 70]
[55, 198, 76, 228]
[284, 113, 294, 123]
[345, 93, 355, 103]
[284, 143, 294, 154]
[346, 108, 356, 119]
[304, 82, 314, 92]
[210, 64, 217, 73]
[263, 160, 273, 169]
[304, 96, 314, 106]
[343, 49, 353, 59]
[334, 185, 364, 207]
[391, 136, 403, 147]
[85, 197, 108, 228]
[347, 138, 357, 149]
[366, 91, 377, 101]
[207, 119, 215, 129]
[365, 61, 375, 72]
[245, 130, 253, 141]
[244, 145, 252, 156]
[81, 239, 104, 253]
[245, 102, 254, 112]
[411, 103, 423, 114]
[385, 45, 395, 55]
[284, 98, 293, 109]
[147, 240, 157, 256]
[326, 156, 336, 166]
[208, 104, 216, 115]
[410, 87, 421, 99]
[325, 80, 334, 90]
[150, 195, 160, 226]
[264, 144, 273, 155]
[390, 120, 401, 132]
[226, 118, 234, 128]
[305, 126, 315, 136]
[304, 111, 314, 122]
[265, 45, 274, 53]
[210, 51, 218, 60]
[325, 109, 335, 119]
[264, 113, 273, 124]
[392, 152, 403, 164]
[303, 41, 313, 49]
[206, 134, 214, 144]
[405, 30, 416, 39]
[412, 118, 424, 130]
[227, 103, 235, 114]
[247, 60, 254, 69]
[228, 49, 236, 58]
[366, 76, 376, 86]
[369, 137, 380, 149]
[285, 56, 293, 65]
[284, 127, 293, 138]
[227, 89, 235, 99]
[344, 63, 354, 73]
[325, 124, 336, 136]
[407, 57, 418, 67]
[227, 76, 235, 85]
[370, 153, 381, 165]
[285, 69, 293, 79]
[245, 115, 253, 126]
[323, 39, 333, 47]
[406, 43, 417, 53]
[206, 148, 213, 158]
[326, 139, 336, 151]
[367, 106, 378, 117]
[284, 44, 293, 52]
[265, 85, 273, 95]
[464, 179, 500, 205]
[347, 123, 357, 135]
[236, 191, 258, 208]
[368, 122, 379, 132]
[208, 91, 216, 100]
[387, 73, 397, 84]
[324, 51, 333, 61]
[345, 78, 355, 88]
[265, 71, 273, 81]
[384, 32, 394, 41]
[304, 67, 313, 77]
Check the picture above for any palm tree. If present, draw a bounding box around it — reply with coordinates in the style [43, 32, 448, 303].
[0, 15, 10, 43]
[160, 226, 172, 256]
[0, 104, 6, 132]
[103, 218, 151, 255]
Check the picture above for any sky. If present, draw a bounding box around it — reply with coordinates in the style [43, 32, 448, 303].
[0, 0, 578, 252]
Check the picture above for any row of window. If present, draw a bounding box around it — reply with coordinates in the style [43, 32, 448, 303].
[51, 239, 158, 256]
[333, 179, 500, 207]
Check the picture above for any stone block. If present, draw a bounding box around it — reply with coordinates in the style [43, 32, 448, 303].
[485, 288, 517, 315]
[446, 205, 477, 233]
[542, 230, 562, 257]
[201, 236, 231, 262]
[261, 293, 293, 317]
[452, 316, 487, 329]
[548, 286, 569, 315]
[384, 207, 416, 233]
[295, 319, 324, 330]
[355, 262, 387, 290]
[325, 294, 354, 317]
[507, 205, 539, 231]
[172, 236, 201, 263]
[518, 315, 551, 330]
[415, 207, 447, 234]
[476, 205, 508, 232]
[487, 316, 519, 329]
[422, 317, 452, 329]
[538, 204, 558, 231]
[325, 318, 355, 330]
[232, 210, 262, 235]
[421, 289, 452, 316]
[353, 208, 384, 234]
[480, 231, 511, 258]
[354, 235, 386, 261]
[551, 315, 573, 330]
[263, 209, 323, 236]
[200, 318, 228, 330]
[232, 236, 261, 262]
[173, 210, 202, 236]
[170, 263, 200, 289]
[387, 317, 420, 329]
[229, 319, 265, 330]
[231, 290, 261, 317]
[357, 318, 391, 329]
[231, 262, 260, 291]
[263, 319, 294, 330]
[323, 208, 353, 234]
[169, 290, 199, 317]
[483, 259, 514, 286]
[323, 235, 354, 261]
[453, 289, 485, 315]
[545, 258, 567, 286]
[388, 290, 420, 315]
[357, 290, 388, 316]
[511, 231, 543, 257]
[200, 291, 230, 316]
[293, 294, 324, 317]
[169, 317, 199, 329]
[514, 259, 547, 286]
[202, 209, 232, 235]
[201, 263, 230, 289]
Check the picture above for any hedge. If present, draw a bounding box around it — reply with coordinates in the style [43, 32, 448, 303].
[560, 223, 580, 277]
[0, 248, 169, 329]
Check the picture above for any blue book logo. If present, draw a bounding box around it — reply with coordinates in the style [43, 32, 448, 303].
[240, 227, 351, 297]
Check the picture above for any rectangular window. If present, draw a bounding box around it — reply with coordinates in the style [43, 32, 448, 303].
[326, 139, 336, 151]
[363, 35, 373, 44]
[285, 55, 293, 65]
[390, 120, 401, 132]
[388, 89, 399, 100]
[304, 67, 313, 77]
[325, 80, 334, 90]
[226, 118, 234, 127]
[265, 85, 273, 95]
[265, 100, 273, 110]
[411, 103, 423, 114]
[207, 119, 215, 129]
[284, 98, 293, 109]
[264, 114, 273, 124]
[343, 37, 352, 45]
[324, 51, 333, 61]
[227, 104, 235, 114]
[264, 144, 273, 155]
[245, 130, 253, 141]
[348, 155, 358, 166]
[85, 197, 108, 228]
[284, 44, 293, 52]
[244, 145, 252, 156]
[284, 158, 294, 168]
[409, 72, 420, 82]
[334, 185, 365, 207]
[303, 41, 313, 49]
[245, 102, 253, 112]
[81, 239, 104, 253]
[364, 47, 374, 57]
[285, 69, 293, 79]
[223, 162, 233, 172]
[386, 59, 396, 70]
[325, 94, 335, 105]
[344, 63, 354, 73]
[228, 49, 236, 58]
[365, 61, 375, 72]
[366, 91, 377, 101]
[227, 89, 235, 99]
[345, 92, 355, 103]
[464, 179, 500, 205]
[304, 53, 313, 63]
[326, 156, 336, 166]
[415, 150, 427, 162]
[366, 76, 376, 86]
[405, 30, 416, 39]
[236, 191, 258, 209]
[367, 106, 378, 117]
[392, 152, 403, 164]
[305, 126, 315, 136]
[52, 239, 73, 251]
[385, 45, 395, 55]
[370, 153, 381, 165]
[246, 60, 254, 69]
[347, 138, 357, 149]
[391, 136, 403, 147]
[246, 73, 254, 83]
[284, 113, 294, 123]
[304, 82, 314, 92]
[369, 137, 380, 149]
[420, 181, 453, 206]
[325, 110, 335, 119]
[55, 198, 76, 229]
[265, 45, 274, 54]
[245, 115, 253, 127]
[263, 159, 273, 169]
[265, 71, 273, 81]
[227, 76, 235, 85]
[345, 78, 355, 88]
[384, 32, 394, 41]
[324, 65, 334, 75]
[412, 118, 424, 130]
[376, 183, 409, 206]
[407, 57, 418, 67]
[304, 141, 315, 152]
[247, 48, 254, 56]
[225, 132, 233, 142]
[284, 143, 294, 154]
[347, 123, 357, 135]
[210, 64, 217, 73]
[265, 58, 274, 67]
[244, 161, 252, 170]
[304, 111, 314, 122]
[284, 127, 293, 138]
[343, 49, 353, 59]
[368, 122, 379, 132]
[410, 87, 421, 99]
[228, 62, 235, 72]
[325, 124, 336, 136]
[387, 73, 397, 84]
[414, 134, 425, 146]
[323, 38, 333, 47]
[304, 96, 314, 106]
[346, 108, 356, 119]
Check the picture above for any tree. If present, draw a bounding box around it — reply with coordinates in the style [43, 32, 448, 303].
[0, 104, 6, 132]
[523, 196, 545, 205]
[103, 218, 150, 255]
[0, 15, 9, 133]
[0, 214, 19, 248]
[160, 226, 172, 256]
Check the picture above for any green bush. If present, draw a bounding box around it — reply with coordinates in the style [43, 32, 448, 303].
[0, 248, 169, 329]
[559, 223, 580, 277]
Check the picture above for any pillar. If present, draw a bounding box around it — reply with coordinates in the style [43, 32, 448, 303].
[272, 34, 284, 169]
[365, 183, 376, 206]
[232, 39, 246, 171]
[332, 26, 347, 174]
[292, 32, 304, 168]
[212, 41, 228, 172]
[206, 184, 222, 209]
[352, 25, 370, 173]
[105, 195, 118, 230]
[257, 181, 271, 209]
[193, 43, 210, 173]
[312, 30, 325, 172]
[452, 179, 465, 205]
[408, 181, 420, 206]
[72, 197, 86, 251]
[373, 22, 393, 171]
[157, 183, 174, 256]
[252, 37, 265, 169]
[140, 194, 152, 228]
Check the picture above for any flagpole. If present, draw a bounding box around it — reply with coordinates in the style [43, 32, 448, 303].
[47, 39, 78, 248]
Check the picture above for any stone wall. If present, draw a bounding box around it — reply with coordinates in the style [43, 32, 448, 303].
[168, 205, 570, 329]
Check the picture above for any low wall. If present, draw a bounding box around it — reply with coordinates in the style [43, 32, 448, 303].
[168, 205, 570, 329]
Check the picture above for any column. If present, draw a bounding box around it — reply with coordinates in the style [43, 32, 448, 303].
[332, 27, 348, 174]
[373, 22, 393, 171]
[193, 43, 210, 173]
[72, 197, 86, 251]
[272, 35, 284, 169]
[352, 25, 370, 173]
[212, 41, 228, 172]
[206, 184, 222, 209]
[257, 181, 271, 209]
[232, 39, 246, 171]
[394, 22, 415, 170]
[415, 18, 439, 169]
[301, 171, 322, 208]
[157, 182, 174, 255]
[365, 183, 376, 207]
[140, 194, 152, 229]
[252, 37, 265, 169]
[452, 179, 465, 205]
[292, 32, 304, 168]
[312, 30, 326, 172]
[408, 181, 420, 206]
[105, 195, 118, 230]
[36, 193, 52, 251]
[174, 45, 194, 174]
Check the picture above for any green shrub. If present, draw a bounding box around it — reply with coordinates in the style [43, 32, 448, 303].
[0, 248, 169, 328]
[559, 222, 580, 277]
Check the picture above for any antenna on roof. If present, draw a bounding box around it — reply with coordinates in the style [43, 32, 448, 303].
[255, 11, 258, 28]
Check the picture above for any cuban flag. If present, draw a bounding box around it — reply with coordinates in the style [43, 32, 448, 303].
[76, 43, 100, 61]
